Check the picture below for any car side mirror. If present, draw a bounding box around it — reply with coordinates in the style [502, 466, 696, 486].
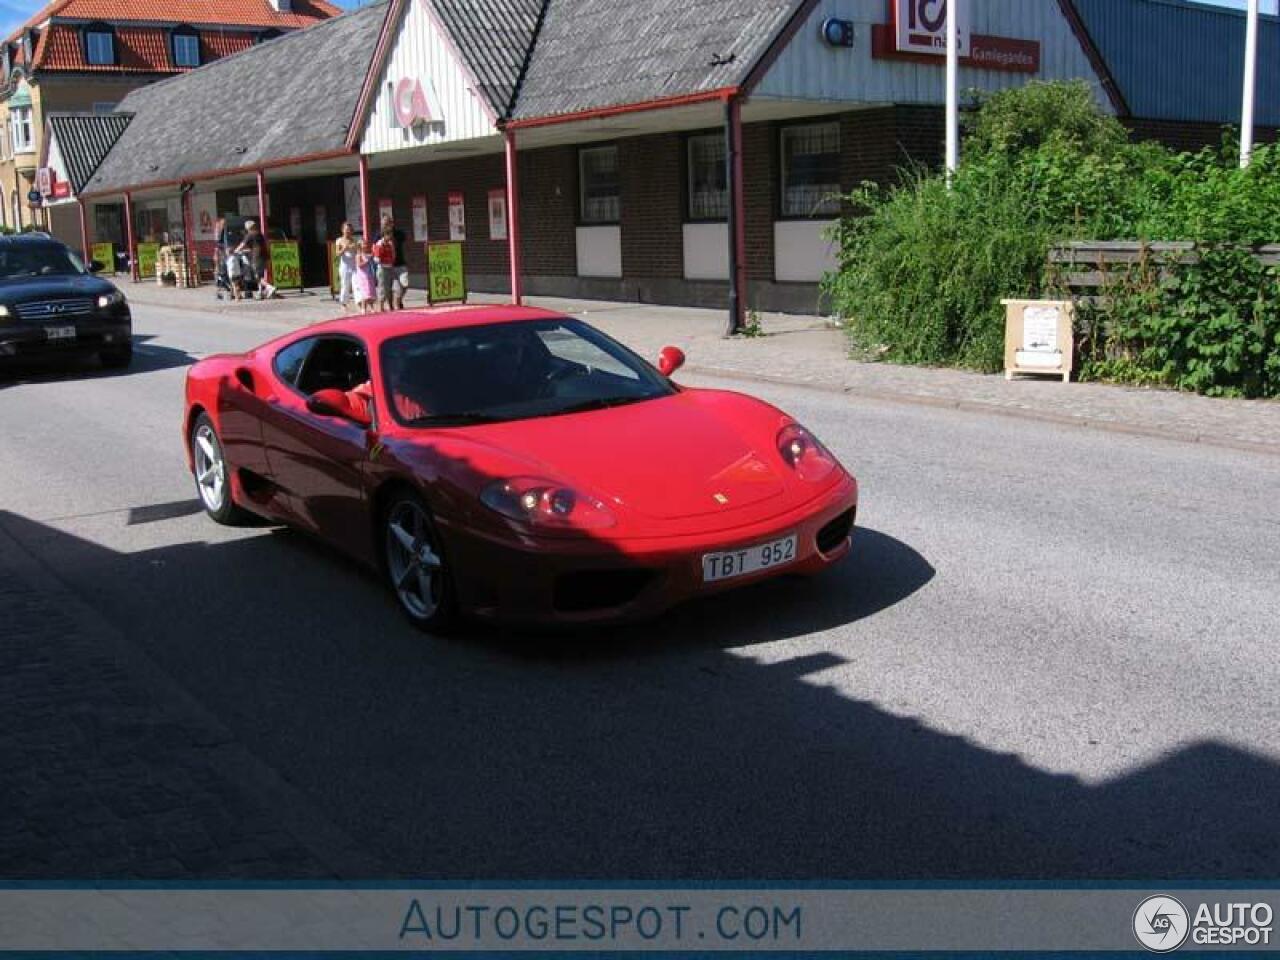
[89, 259, 105, 273]
[307, 387, 372, 427]
[657, 346, 686, 377]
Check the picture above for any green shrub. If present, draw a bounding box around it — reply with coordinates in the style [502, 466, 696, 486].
[823, 80, 1280, 396]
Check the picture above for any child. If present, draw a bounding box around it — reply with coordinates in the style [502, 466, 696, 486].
[354, 240, 377, 314]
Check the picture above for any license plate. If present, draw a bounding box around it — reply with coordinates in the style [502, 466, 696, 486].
[702, 534, 798, 583]
[45, 325, 76, 341]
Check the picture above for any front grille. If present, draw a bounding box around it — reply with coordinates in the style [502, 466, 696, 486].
[14, 298, 95, 321]
[553, 569, 655, 613]
[816, 508, 856, 554]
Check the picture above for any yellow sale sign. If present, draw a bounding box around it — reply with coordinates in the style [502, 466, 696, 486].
[269, 241, 303, 291]
[135, 242, 160, 279]
[91, 242, 114, 274]
[427, 241, 465, 305]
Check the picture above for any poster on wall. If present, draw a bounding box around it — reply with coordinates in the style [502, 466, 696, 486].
[289, 207, 302, 240]
[411, 195, 428, 242]
[378, 198, 394, 226]
[314, 205, 327, 240]
[448, 191, 466, 242]
[488, 189, 507, 241]
[343, 176, 363, 234]
[236, 194, 270, 218]
[192, 193, 217, 241]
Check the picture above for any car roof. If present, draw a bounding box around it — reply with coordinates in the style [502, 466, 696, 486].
[301, 305, 572, 346]
[0, 233, 64, 247]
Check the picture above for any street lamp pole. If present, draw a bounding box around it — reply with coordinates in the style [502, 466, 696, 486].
[945, 0, 960, 182]
[1241, 0, 1260, 168]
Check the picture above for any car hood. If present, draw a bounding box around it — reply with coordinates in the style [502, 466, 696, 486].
[422, 391, 792, 521]
[0, 274, 116, 304]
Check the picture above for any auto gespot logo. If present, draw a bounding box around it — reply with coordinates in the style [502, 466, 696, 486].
[1134, 895, 1274, 951]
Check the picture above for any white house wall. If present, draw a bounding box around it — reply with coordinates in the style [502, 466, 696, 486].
[360, 0, 496, 155]
[756, 0, 1110, 111]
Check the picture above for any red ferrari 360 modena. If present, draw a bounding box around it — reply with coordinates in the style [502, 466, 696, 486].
[183, 306, 858, 631]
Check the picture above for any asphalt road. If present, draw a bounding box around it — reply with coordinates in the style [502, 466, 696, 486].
[2, 301, 1279, 880]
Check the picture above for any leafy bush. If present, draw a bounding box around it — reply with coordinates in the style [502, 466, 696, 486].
[823, 80, 1280, 396]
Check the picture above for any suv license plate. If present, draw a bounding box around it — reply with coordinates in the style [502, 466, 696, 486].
[45, 325, 76, 341]
[702, 534, 798, 583]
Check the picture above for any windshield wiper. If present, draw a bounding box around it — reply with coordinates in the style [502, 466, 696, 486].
[551, 396, 650, 416]
[413, 412, 506, 427]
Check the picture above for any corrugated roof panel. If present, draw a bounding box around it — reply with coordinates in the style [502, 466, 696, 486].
[48, 113, 133, 191]
[428, 0, 545, 117]
[1072, 0, 1280, 125]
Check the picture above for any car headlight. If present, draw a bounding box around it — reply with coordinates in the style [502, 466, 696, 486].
[96, 291, 125, 309]
[480, 477, 616, 531]
[0, 304, 10, 318]
[777, 423, 839, 483]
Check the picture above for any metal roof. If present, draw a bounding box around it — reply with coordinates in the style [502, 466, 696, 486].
[47, 113, 133, 192]
[1071, 0, 1280, 126]
[429, 0, 546, 118]
[84, 2, 387, 195]
[509, 0, 802, 121]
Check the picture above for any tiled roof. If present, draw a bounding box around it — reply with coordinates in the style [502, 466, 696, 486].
[7, 0, 340, 42]
[506, 0, 802, 121]
[428, 0, 545, 119]
[36, 23, 257, 72]
[47, 113, 133, 192]
[85, 2, 387, 195]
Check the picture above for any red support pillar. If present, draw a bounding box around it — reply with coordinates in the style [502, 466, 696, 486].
[504, 130, 523, 306]
[182, 188, 197, 287]
[123, 191, 137, 282]
[256, 169, 271, 284]
[357, 153, 371, 242]
[77, 198, 90, 263]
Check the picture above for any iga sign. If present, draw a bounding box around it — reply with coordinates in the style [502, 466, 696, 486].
[895, 0, 969, 56]
[391, 76, 444, 129]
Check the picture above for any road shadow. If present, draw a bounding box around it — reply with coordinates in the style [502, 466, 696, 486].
[1, 508, 1276, 881]
[0, 334, 194, 388]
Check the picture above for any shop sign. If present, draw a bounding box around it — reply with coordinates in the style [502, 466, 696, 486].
[391, 76, 444, 129]
[411, 195, 428, 243]
[327, 241, 340, 296]
[193, 193, 217, 241]
[378, 198, 394, 226]
[427, 241, 465, 305]
[488, 189, 507, 242]
[35, 167, 53, 196]
[448, 191, 465, 242]
[91, 242, 115, 273]
[895, 0, 969, 56]
[136, 242, 160, 279]
[343, 177, 363, 233]
[52, 181, 71, 200]
[270, 241, 303, 291]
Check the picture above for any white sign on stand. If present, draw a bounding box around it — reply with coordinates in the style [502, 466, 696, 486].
[1002, 299, 1074, 383]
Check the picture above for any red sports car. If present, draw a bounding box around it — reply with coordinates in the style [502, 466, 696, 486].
[183, 306, 858, 631]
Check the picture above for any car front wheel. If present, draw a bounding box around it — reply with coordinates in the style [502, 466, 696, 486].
[191, 413, 248, 525]
[384, 493, 457, 633]
[100, 343, 132, 369]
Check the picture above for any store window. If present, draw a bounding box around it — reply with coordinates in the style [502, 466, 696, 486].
[780, 121, 842, 218]
[85, 25, 116, 66]
[9, 106, 32, 153]
[172, 27, 200, 68]
[579, 145, 620, 224]
[687, 133, 727, 221]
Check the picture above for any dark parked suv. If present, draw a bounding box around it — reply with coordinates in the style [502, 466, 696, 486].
[0, 233, 132, 369]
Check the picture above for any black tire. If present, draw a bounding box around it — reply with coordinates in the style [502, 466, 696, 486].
[190, 413, 250, 525]
[382, 491, 457, 634]
[100, 342, 133, 369]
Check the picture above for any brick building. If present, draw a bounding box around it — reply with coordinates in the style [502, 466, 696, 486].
[0, 0, 339, 235]
[45, 0, 1280, 319]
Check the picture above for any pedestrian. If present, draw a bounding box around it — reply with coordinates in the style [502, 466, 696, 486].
[234, 220, 276, 300]
[213, 216, 229, 301]
[334, 221, 359, 313]
[381, 214, 410, 310]
[372, 224, 397, 312]
[354, 239, 377, 314]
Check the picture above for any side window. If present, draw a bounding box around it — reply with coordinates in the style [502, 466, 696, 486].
[274, 338, 314, 387]
[296, 337, 370, 395]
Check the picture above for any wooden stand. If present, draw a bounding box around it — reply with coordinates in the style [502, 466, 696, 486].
[1002, 299, 1074, 383]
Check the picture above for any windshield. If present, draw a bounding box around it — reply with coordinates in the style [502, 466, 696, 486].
[0, 244, 89, 281]
[380, 317, 677, 427]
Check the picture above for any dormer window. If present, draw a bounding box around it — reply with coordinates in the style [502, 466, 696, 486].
[171, 25, 200, 68]
[84, 24, 116, 65]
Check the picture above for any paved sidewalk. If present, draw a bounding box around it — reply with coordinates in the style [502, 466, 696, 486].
[124, 281, 1280, 455]
[0, 514, 383, 879]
